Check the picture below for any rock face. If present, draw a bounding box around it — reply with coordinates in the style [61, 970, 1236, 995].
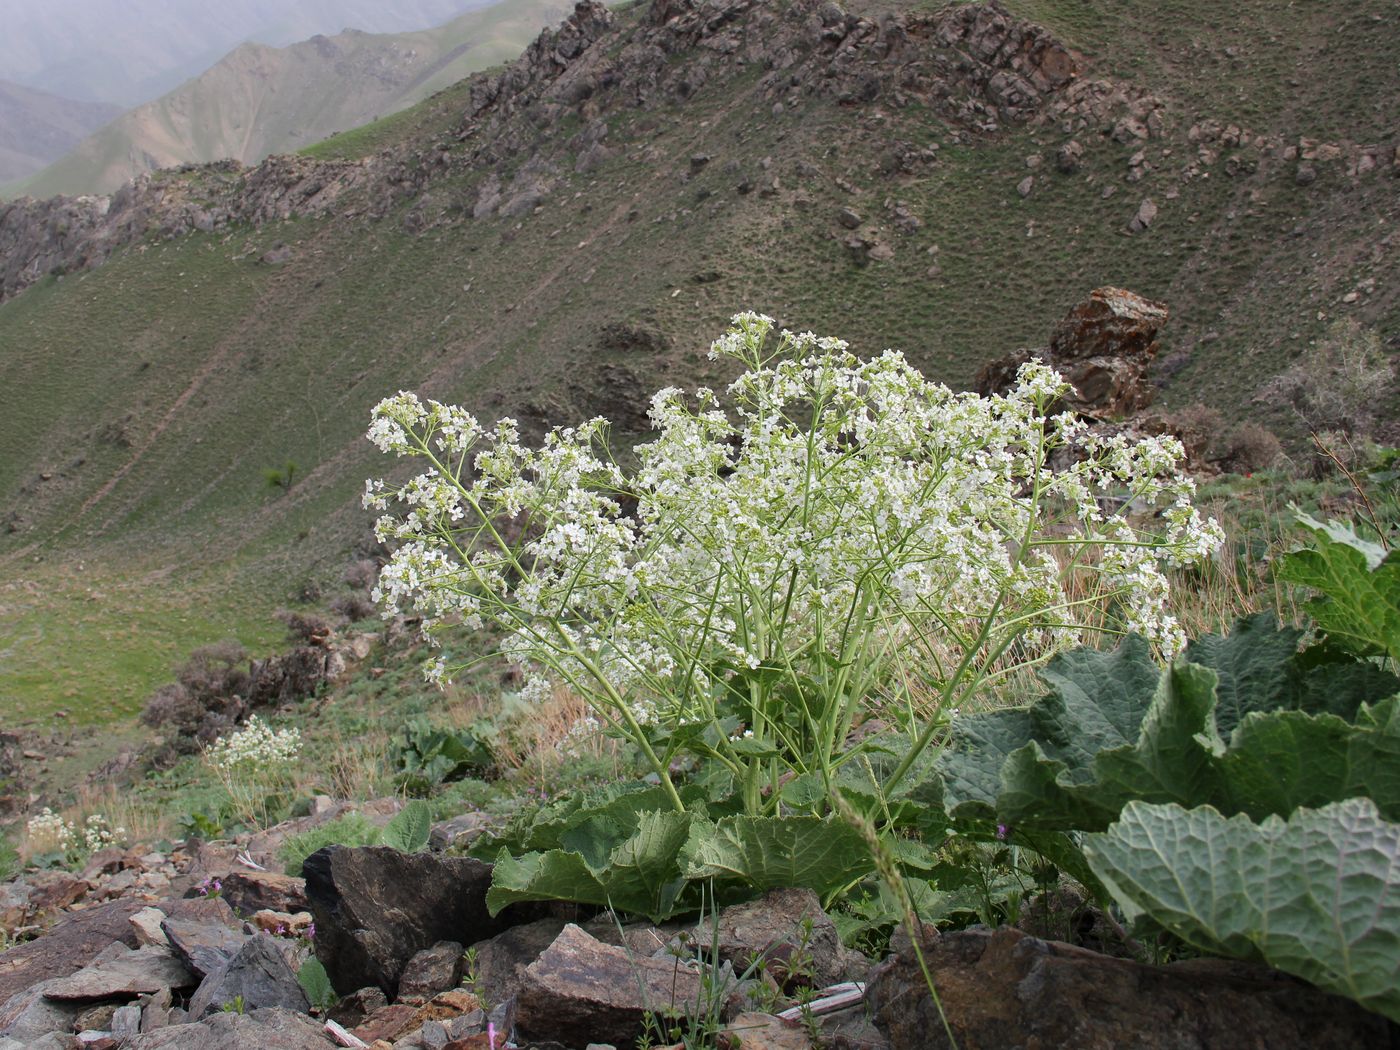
[122, 1006, 331, 1049]
[186, 934, 309, 1018]
[515, 923, 704, 1049]
[865, 927, 1396, 1050]
[698, 888, 864, 991]
[0, 900, 144, 1005]
[0, 0, 1087, 307]
[303, 846, 532, 999]
[396, 940, 464, 1002]
[974, 286, 1168, 418]
[40, 945, 194, 1000]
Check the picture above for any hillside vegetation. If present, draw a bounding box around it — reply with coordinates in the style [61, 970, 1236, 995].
[0, 0, 1396, 737]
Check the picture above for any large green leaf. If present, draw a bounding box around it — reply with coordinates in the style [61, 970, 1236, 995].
[1279, 512, 1400, 662]
[1218, 698, 1400, 821]
[938, 617, 1400, 833]
[381, 799, 432, 853]
[487, 848, 609, 914]
[680, 815, 872, 896]
[1085, 798, 1400, 1022]
[486, 810, 698, 921]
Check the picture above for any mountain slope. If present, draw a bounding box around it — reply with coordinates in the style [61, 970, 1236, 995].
[0, 0, 1396, 728]
[0, 0, 506, 108]
[0, 81, 122, 184]
[7, 0, 576, 198]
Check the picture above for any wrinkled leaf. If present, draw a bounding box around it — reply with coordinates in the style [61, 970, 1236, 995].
[939, 617, 1400, 833]
[1085, 798, 1400, 1022]
[681, 815, 871, 896]
[1279, 512, 1400, 662]
[381, 799, 431, 853]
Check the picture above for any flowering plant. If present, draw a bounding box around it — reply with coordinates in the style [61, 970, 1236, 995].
[203, 715, 303, 829]
[24, 808, 127, 867]
[366, 314, 1221, 816]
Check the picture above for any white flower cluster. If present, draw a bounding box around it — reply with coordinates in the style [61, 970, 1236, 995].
[26, 808, 76, 854]
[81, 813, 127, 852]
[205, 716, 303, 773]
[365, 314, 1222, 738]
[25, 809, 127, 856]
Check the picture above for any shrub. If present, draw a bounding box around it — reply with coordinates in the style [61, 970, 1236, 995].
[1259, 318, 1396, 440]
[367, 313, 1222, 819]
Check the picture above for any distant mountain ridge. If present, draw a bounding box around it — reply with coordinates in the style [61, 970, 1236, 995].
[0, 0, 500, 107]
[0, 81, 122, 184]
[6, 0, 575, 198]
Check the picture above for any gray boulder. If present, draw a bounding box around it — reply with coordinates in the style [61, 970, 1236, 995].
[186, 935, 309, 1019]
[123, 1006, 332, 1049]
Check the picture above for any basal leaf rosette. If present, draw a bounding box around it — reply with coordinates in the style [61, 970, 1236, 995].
[365, 314, 1222, 813]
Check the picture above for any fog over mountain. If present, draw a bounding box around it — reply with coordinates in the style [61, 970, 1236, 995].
[0, 0, 494, 106]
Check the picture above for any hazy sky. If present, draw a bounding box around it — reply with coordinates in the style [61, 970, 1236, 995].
[0, 0, 492, 105]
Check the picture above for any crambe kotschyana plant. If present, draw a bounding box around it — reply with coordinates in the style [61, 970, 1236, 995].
[203, 715, 303, 829]
[365, 313, 1222, 817]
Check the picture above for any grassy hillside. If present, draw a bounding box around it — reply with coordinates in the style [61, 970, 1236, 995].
[0, 0, 1396, 739]
[5, 0, 574, 198]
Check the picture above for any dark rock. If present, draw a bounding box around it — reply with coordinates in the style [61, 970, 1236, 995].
[1056, 139, 1084, 174]
[185, 935, 309, 1019]
[0, 899, 144, 1005]
[836, 207, 862, 229]
[260, 244, 292, 265]
[122, 1006, 332, 1049]
[326, 986, 387, 1029]
[0, 979, 85, 1042]
[138, 987, 173, 1033]
[351, 1003, 420, 1043]
[304, 846, 536, 999]
[111, 1003, 142, 1038]
[161, 906, 250, 977]
[74, 1002, 121, 1032]
[1128, 197, 1158, 233]
[1295, 163, 1318, 186]
[398, 941, 465, 1002]
[516, 923, 703, 1048]
[219, 871, 308, 917]
[696, 888, 865, 992]
[466, 918, 568, 1007]
[41, 946, 195, 1000]
[866, 927, 1395, 1050]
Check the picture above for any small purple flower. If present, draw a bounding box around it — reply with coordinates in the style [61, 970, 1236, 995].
[996, 823, 1010, 841]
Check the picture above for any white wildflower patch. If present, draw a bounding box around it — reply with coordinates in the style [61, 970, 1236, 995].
[82, 814, 127, 852]
[25, 807, 76, 855]
[205, 716, 302, 773]
[365, 315, 1222, 810]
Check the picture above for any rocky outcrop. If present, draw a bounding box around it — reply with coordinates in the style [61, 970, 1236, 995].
[866, 926, 1395, 1050]
[975, 286, 1169, 419]
[0, 0, 1093, 306]
[302, 845, 534, 999]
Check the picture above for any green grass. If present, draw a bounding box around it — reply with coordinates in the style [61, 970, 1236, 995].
[0, 557, 285, 727]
